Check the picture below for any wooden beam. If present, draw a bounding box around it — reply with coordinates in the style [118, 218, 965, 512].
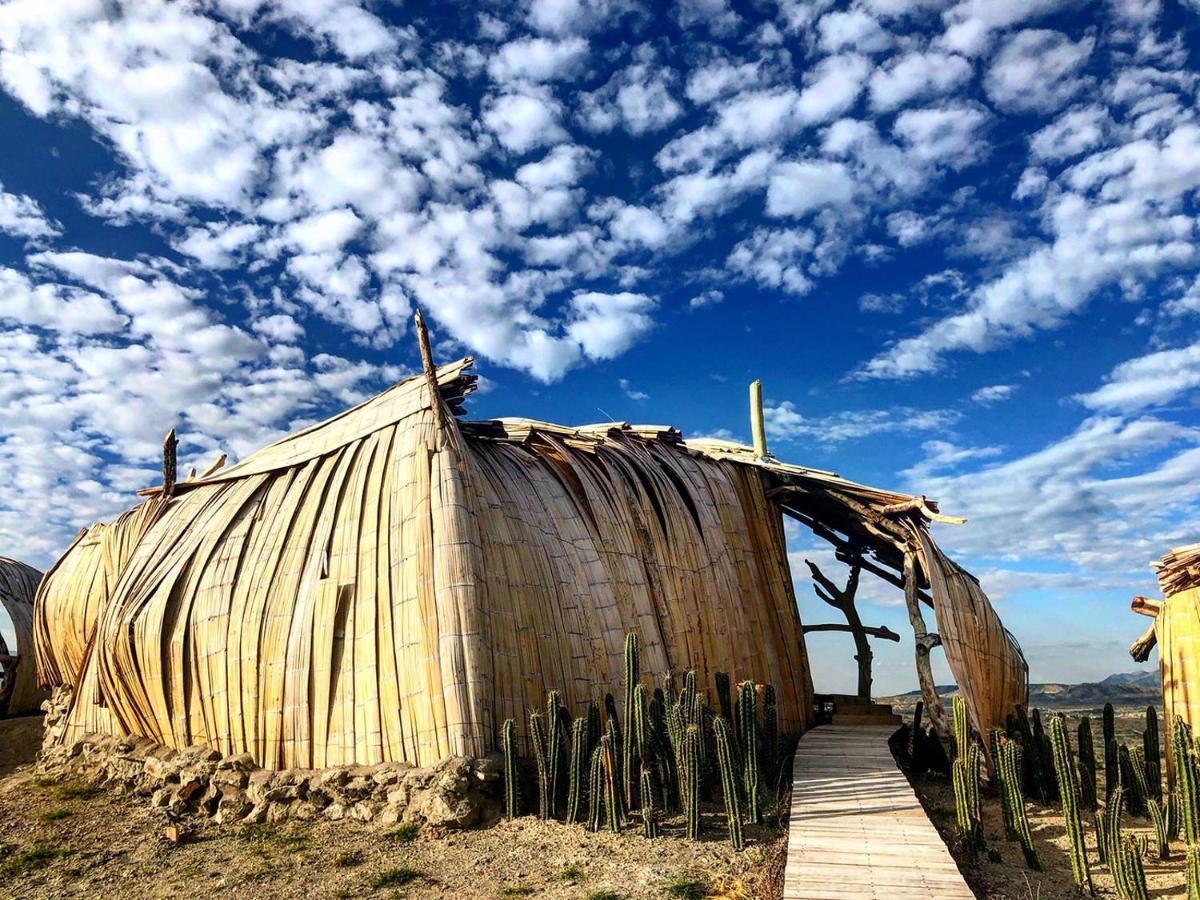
[802, 623, 901, 642]
[750, 379, 768, 458]
[1131, 595, 1163, 618]
[904, 549, 947, 737]
[162, 428, 178, 498]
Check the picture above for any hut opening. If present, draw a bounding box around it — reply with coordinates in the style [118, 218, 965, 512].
[35, 318, 1027, 770]
[0, 556, 46, 716]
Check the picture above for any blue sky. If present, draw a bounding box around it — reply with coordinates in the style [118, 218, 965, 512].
[2, 0, 1198, 694]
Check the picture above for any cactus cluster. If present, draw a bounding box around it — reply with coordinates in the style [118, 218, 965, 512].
[1145, 706, 1162, 803]
[1113, 833, 1150, 900]
[1120, 744, 1146, 817]
[951, 697, 984, 860]
[1015, 705, 1050, 803]
[1048, 714, 1091, 892]
[1105, 702, 1119, 803]
[995, 730, 1040, 869]
[622, 633, 639, 809]
[1032, 708, 1059, 803]
[1174, 716, 1200, 846]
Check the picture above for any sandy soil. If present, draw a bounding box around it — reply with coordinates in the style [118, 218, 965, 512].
[0, 718, 783, 900]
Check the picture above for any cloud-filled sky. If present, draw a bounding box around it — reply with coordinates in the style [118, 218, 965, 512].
[2, 0, 1198, 693]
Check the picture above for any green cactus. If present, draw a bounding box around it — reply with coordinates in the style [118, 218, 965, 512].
[1094, 810, 1108, 865]
[566, 717, 589, 823]
[1120, 744, 1146, 817]
[992, 729, 1017, 841]
[762, 683, 779, 792]
[529, 711, 551, 820]
[715, 671, 733, 725]
[502, 717, 520, 820]
[1145, 706, 1162, 804]
[1015, 705, 1049, 803]
[951, 698, 984, 861]
[681, 670, 700, 730]
[587, 699, 602, 752]
[630, 682, 650, 809]
[649, 689, 675, 810]
[1175, 716, 1200, 846]
[1033, 708, 1059, 802]
[587, 745, 603, 832]
[714, 716, 744, 851]
[997, 735, 1040, 870]
[684, 723, 702, 840]
[1048, 714, 1091, 893]
[1114, 834, 1149, 900]
[1103, 785, 1126, 870]
[599, 733, 620, 834]
[546, 690, 562, 817]
[640, 765, 658, 838]
[1104, 702, 1118, 802]
[604, 693, 624, 812]
[953, 692, 970, 757]
[738, 681, 760, 823]
[1147, 797, 1170, 860]
[1078, 715, 1098, 811]
[1187, 843, 1200, 900]
[622, 632, 640, 808]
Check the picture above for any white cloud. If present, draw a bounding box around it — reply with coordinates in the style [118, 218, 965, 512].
[893, 103, 989, 168]
[689, 288, 724, 309]
[818, 10, 893, 54]
[727, 228, 816, 295]
[484, 91, 569, 153]
[566, 291, 656, 360]
[868, 50, 973, 112]
[971, 383, 1018, 404]
[1029, 104, 1111, 162]
[984, 29, 1095, 114]
[674, 0, 741, 36]
[940, 0, 1079, 56]
[766, 160, 856, 216]
[619, 377, 649, 400]
[579, 50, 683, 136]
[0, 182, 60, 239]
[527, 0, 635, 35]
[1078, 340, 1200, 413]
[488, 36, 589, 84]
[764, 401, 957, 443]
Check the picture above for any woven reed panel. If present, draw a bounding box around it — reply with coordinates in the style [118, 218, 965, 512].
[1157, 585, 1200, 780]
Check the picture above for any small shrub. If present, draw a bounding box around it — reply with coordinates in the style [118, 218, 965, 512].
[40, 808, 74, 822]
[666, 876, 708, 900]
[334, 849, 363, 868]
[53, 781, 98, 801]
[31, 776, 58, 789]
[586, 892, 620, 900]
[384, 822, 420, 843]
[556, 863, 583, 882]
[236, 823, 311, 854]
[0, 842, 73, 878]
[370, 867, 422, 889]
[499, 886, 535, 897]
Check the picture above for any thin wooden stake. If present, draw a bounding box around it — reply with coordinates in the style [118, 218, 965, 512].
[749, 379, 767, 459]
[414, 309, 446, 436]
[904, 549, 947, 736]
[162, 428, 178, 498]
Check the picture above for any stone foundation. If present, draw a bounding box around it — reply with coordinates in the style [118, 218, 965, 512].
[38, 692, 502, 829]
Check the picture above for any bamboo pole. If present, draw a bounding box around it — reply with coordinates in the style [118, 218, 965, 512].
[749, 380, 767, 459]
[903, 549, 947, 736]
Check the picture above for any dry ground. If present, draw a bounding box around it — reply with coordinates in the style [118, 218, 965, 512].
[909, 704, 1187, 899]
[0, 717, 783, 900]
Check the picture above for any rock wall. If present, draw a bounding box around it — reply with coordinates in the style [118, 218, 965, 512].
[39, 690, 502, 829]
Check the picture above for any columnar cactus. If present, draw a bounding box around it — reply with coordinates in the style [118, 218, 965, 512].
[566, 716, 589, 823]
[714, 716, 744, 851]
[1187, 843, 1200, 900]
[546, 690, 562, 817]
[992, 729, 1017, 841]
[599, 733, 620, 834]
[640, 765, 658, 838]
[1103, 785, 1126, 869]
[587, 699, 602, 752]
[1114, 834, 1150, 900]
[684, 723, 702, 840]
[1121, 744, 1146, 817]
[997, 735, 1040, 870]
[951, 697, 984, 860]
[1033, 708, 1059, 802]
[953, 692, 970, 757]
[1104, 702, 1118, 802]
[529, 711, 551, 820]
[1147, 797, 1170, 860]
[502, 717, 520, 820]
[715, 671, 733, 725]
[738, 681, 760, 823]
[622, 632, 639, 808]
[1078, 715, 1098, 811]
[649, 690, 675, 810]
[1015, 705, 1048, 803]
[604, 693, 624, 811]
[587, 745, 604, 832]
[1048, 714, 1092, 893]
[1145, 706, 1162, 803]
[762, 683, 779, 791]
[1174, 716, 1200, 845]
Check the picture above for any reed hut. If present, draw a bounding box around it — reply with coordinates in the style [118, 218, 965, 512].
[0, 556, 47, 716]
[35, 316, 1026, 770]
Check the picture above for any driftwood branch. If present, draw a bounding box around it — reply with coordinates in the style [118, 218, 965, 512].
[162, 428, 178, 498]
[803, 623, 901, 642]
[1129, 623, 1157, 663]
[904, 550, 947, 736]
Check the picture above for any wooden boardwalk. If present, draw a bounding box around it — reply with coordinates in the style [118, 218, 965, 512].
[782, 725, 974, 899]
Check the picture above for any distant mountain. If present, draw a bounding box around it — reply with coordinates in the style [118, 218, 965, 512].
[880, 670, 1161, 712]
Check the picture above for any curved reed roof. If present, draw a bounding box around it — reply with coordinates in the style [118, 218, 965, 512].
[0, 556, 46, 715]
[36, 353, 1026, 768]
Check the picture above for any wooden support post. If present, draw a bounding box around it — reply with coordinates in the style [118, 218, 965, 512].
[414, 309, 446, 435]
[903, 549, 947, 736]
[806, 558, 883, 700]
[162, 428, 178, 498]
[750, 379, 767, 459]
[1129, 621, 1157, 662]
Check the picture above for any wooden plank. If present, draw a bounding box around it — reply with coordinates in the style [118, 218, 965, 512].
[782, 725, 973, 900]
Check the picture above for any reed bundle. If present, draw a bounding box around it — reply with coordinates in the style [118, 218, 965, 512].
[0, 556, 44, 715]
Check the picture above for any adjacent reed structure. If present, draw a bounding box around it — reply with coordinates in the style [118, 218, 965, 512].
[0, 556, 44, 715]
